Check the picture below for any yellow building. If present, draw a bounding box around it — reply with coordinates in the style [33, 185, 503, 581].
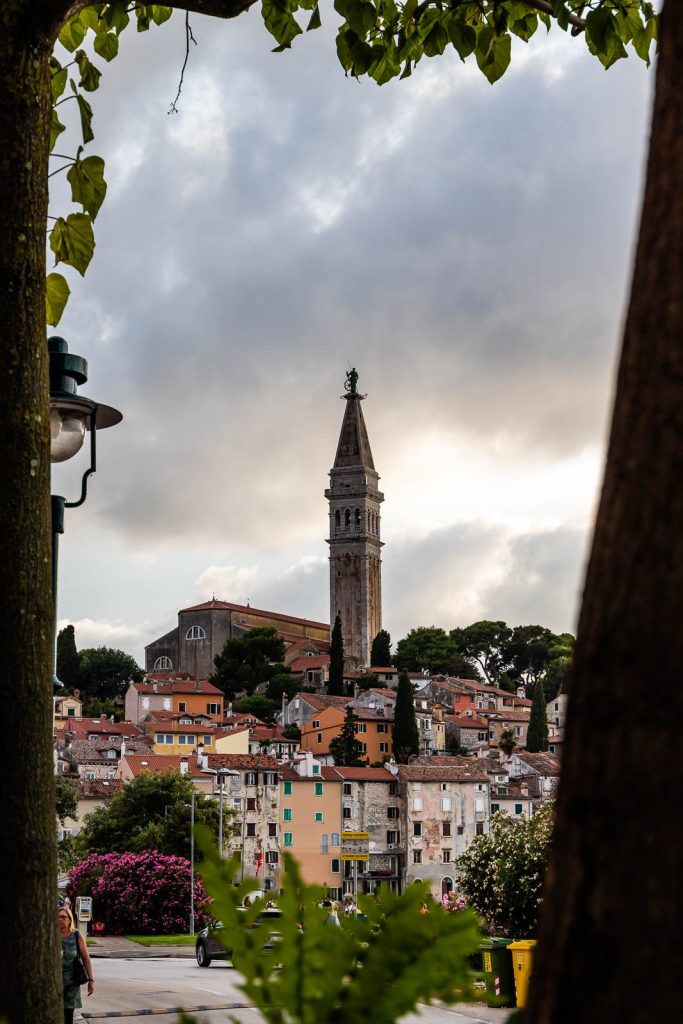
[280, 755, 343, 898]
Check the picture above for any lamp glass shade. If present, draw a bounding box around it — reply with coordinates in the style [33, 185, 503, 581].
[50, 407, 87, 463]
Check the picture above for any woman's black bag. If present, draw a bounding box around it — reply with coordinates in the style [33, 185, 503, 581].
[73, 937, 90, 986]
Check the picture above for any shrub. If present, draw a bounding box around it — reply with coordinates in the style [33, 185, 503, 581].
[68, 849, 210, 934]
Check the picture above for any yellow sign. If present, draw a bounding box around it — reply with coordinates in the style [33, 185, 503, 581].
[341, 831, 369, 840]
[341, 853, 370, 861]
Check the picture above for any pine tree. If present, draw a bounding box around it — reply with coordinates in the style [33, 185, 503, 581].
[370, 629, 392, 666]
[328, 614, 345, 695]
[526, 680, 549, 752]
[393, 672, 420, 763]
[56, 625, 80, 691]
[329, 707, 365, 766]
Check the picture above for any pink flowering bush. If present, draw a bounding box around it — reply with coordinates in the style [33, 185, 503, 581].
[68, 850, 211, 934]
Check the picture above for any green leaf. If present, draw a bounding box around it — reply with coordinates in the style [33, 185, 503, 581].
[422, 22, 448, 58]
[550, 0, 570, 32]
[335, 0, 377, 39]
[59, 17, 86, 52]
[447, 20, 476, 60]
[135, 6, 151, 31]
[93, 31, 120, 62]
[585, 7, 628, 67]
[306, 5, 321, 31]
[75, 50, 102, 92]
[46, 273, 71, 327]
[261, 0, 303, 49]
[76, 93, 94, 144]
[50, 59, 68, 102]
[49, 213, 95, 276]
[509, 13, 538, 44]
[67, 155, 107, 218]
[151, 5, 173, 25]
[369, 42, 401, 84]
[102, 4, 130, 34]
[476, 30, 511, 84]
[50, 109, 65, 152]
[78, 7, 102, 32]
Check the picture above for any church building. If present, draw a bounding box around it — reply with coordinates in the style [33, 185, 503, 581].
[325, 369, 384, 669]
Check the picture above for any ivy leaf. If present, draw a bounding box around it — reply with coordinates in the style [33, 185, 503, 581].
[150, 5, 173, 25]
[476, 30, 511, 84]
[335, 0, 377, 38]
[102, 4, 130, 33]
[49, 213, 95, 277]
[585, 8, 627, 68]
[261, 0, 303, 49]
[307, 5, 321, 31]
[58, 18, 86, 52]
[94, 31, 120, 62]
[50, 59, 68, 102]
[422, 22, 448, 58]
[509, 13, 538, 44]
[50, 110, 65, 152]
[46, 273, 71, 327]
[75, 50, 102, 92]
[550, 0, 570, 32]
[447, 20, 476, 60]
[78, 7, 102, 32]
[67, 155, 107, 218]
[76, 93, 95, 144]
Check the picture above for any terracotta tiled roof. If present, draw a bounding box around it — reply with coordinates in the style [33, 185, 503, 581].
[447, 713, 490, 730]
[329, 766, 395, 782]
[224, 713, 264, 726]
[289, 656, 330, 671]
[206, 753, 279, 770]
[250, 726, 297, 743]
[294, 693, 351, 710]
[67, 720, 144, 738]
[120, 754, 206, 778]
[352, 707, 394, 722]
[179, 598, 329, 631]
[395, 763, 490, 783]
[78, 778, 124, 799]
[480, 710, 531, 723]
[513, 751, 561, 775]
[357, 688, 397, 699]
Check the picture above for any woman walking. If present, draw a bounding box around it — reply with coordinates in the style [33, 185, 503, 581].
[59, 906, 94, 1024]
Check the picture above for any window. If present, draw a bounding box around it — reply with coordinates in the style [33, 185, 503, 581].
[379, 742, 389, 753]
[413, 797, 422, 811]
[515, 803, 524, 815]
[317, 732, 323, 744]
[476, 822, 485, 835]
[179, 735, 192, 745]
[322, 834, 329, 853]
[233, 798, 242, 811]
[440, 783, 450, 791]
[515, 726, 524, 737]
[179, 701, 186, 712]
[265, 851, 278, 864]
[107, 749, 116, 759]
[315, 782, 323, 796]
[475, 799, 485, 812]
[360, 742, 367, 753]
[389, 782, 398, 796]
[185, 625, 206, 640]
[265, 773, 278, 786]
[442, 850, 451, 863]
[315, 812, 324, 823]
[246, 823, 256, 837]
[153, 656, 172, 670]
[413, 822, 422, 837]
[387, 830, 399, 845]
[203, 735, 212, 745]
[247, 797, 256, 811]
[343, 806, 352, 819]
[441, 798, 451, 811]
[355, 723, 366, 733]
[387, 806, 399, 819]
[312, 764, 320, 774]
[284, 808, 292, 822]
[343, 783, 352, 795]
[475, 783, 485, 792]
[67, 707, 75, 716]
[457, 826, 464, 835]
[268, 822, 277, 837]
[284, 781, 292, 796]
[442, 821, 451, 837]
[245, 772, 258, 785]
[312, 720, 320, 729]
[491, 803, 500, 813]
[207, 703, 219, 715]
[331, 833, 340, 847]
[331, 858, 341, 873]
[284, 833, 293, 847]
[377, 723, 388, 733]
[413, 850, 422, 864]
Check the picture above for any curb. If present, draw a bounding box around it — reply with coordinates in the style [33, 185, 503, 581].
[81, 1002, 253, 1019]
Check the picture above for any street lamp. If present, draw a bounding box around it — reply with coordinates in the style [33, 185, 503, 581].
[203, 767, 239, 858]
[49, 336, 122, 689]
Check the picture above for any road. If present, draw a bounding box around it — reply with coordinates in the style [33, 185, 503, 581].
[76, 957, 512, 1024]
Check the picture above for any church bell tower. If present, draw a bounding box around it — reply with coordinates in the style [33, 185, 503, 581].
[325, 369, 384, 668]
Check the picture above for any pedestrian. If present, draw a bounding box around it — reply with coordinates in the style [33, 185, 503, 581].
[59, 905, 94, 1024]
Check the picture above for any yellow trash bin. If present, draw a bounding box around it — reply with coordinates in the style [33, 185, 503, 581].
[507, 939, 536, 1007]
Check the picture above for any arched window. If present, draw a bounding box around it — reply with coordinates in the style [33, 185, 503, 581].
[153, 656, 172, 670]
[344, 509, 351, 530]
[186, 625, 206, 640]
[355, 507, 361, 527]
[441, 877, 453, 898]
[367, 510, 371, 531]
[335, 510, 341, 534]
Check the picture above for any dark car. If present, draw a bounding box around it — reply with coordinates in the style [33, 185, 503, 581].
[195, 907, 282, 967]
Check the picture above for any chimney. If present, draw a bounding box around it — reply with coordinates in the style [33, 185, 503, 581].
[120, 738, 126, 758]
[180, 756, 189, 775]
[152, 683, 158, 693]
[197, 743, 204, 762]
[201, 750, 209, 770]
[101, 713, 107, 721]
[353, 683, 359, 699]
[195, 677, 200, 693]
[73, 689, 80, 700]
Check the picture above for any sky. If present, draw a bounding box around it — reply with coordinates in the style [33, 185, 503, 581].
[51, 9, 655, 667]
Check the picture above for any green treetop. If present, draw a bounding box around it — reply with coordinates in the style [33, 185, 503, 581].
[328, 614, 345, 695]
[392, 671, 420, 763]
[370, 629, 392, 666]
[211, 626, 286, 699]
[78, 646, 144, 702]
[329, 706, 365, 766]
[525, 679, 550, 753]
[56, 624, 81, 691]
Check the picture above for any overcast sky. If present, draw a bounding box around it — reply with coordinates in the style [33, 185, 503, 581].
[51, 10, 654, 666]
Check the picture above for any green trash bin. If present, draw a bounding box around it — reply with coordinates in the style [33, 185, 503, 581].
[481, 938, 515, 1008]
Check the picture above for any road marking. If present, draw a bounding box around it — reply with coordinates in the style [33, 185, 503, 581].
[82, 1002, 254, 1019]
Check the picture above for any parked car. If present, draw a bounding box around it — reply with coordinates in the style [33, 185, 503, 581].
[196, 907, 282, 967]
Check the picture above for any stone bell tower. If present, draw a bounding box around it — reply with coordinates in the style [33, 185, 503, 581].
[325, 369, 384, 669]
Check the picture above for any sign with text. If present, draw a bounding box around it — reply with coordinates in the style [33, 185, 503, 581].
[341, 831, 370, 861]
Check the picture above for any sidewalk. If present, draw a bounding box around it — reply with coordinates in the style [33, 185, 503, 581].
[88, 935, 196, 958]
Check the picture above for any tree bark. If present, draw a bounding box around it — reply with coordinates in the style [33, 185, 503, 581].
[0, 5, 71, 1021]
[527, 3, 683, 1021]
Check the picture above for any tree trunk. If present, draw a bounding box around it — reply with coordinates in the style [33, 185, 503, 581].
[527, 3, 683, 1020]
[0, 3, 67, 1022]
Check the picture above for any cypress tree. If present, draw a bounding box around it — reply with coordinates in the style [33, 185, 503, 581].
[393, 671, 420, 763]
[370, 629, 392, 666]
[56, 625, 81, 691]
[526, 679, 549, 752]
[329, 707, 365, 766]
[328, 614, 345, 695]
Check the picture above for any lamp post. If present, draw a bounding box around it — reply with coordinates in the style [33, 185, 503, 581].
[48, 336, 122, 689]
[189, 791, 195, 935]
[202, 767, 239, 858]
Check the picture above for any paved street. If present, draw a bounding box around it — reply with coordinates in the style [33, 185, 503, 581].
[76, 957, 512, 1024]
